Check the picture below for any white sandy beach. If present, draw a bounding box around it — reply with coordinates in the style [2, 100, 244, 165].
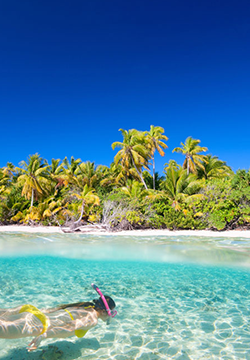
[0, 225, 250, 238]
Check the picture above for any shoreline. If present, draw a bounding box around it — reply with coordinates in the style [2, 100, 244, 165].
[0, 225, 250, 238]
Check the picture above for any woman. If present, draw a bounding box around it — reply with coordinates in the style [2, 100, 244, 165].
[0, 284, 116, 352]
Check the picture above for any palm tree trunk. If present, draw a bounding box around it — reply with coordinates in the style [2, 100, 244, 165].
[152, 154, 155, 190]
[75, 200, 85, 224]
[31, 188, 34, 208]
[131, 156, 148, 190]
[187, 156, 190, 175]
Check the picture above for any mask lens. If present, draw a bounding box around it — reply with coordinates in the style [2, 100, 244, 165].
[111, 310, 117, 318]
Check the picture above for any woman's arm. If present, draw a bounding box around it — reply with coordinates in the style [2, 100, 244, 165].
[0, 306, 23, 317]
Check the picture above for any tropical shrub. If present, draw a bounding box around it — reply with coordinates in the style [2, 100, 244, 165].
[163, 207, 206, 230]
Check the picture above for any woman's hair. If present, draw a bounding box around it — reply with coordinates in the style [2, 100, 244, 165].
[51, 296, 116, 313]
[92, 296, 116, 311]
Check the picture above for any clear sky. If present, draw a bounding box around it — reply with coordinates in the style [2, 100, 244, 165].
[0, 0, 249, 173]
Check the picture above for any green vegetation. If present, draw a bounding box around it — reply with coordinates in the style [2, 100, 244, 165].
[0, 128, 249, 231]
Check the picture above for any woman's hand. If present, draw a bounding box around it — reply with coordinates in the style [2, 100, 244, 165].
[27, 333, 46, 351]
[27, 338, 38, 352]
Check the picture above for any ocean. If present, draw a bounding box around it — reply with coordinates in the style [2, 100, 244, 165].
[0, 232, 250, 359]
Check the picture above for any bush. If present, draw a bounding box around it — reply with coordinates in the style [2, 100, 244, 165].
[162, 207, 206, 230]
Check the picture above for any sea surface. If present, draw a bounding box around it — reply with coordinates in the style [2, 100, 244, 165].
[0, 232, 250, 360]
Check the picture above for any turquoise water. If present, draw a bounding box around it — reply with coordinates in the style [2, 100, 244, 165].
[0, 233, 250, 359]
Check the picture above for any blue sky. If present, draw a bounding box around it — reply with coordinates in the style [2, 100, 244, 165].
[0, 0, 249, 173]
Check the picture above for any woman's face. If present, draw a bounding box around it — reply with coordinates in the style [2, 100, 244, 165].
[98, 308, 116, 324]
[98, 309, 110, 322]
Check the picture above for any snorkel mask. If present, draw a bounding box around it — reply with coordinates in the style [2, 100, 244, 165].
[91, 283, 117, 324]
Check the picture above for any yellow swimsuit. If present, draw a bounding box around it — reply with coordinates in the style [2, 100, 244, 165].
[19, 304, 48, 335]
[19, 304, 88, 338]
[64, 308, 88, 338]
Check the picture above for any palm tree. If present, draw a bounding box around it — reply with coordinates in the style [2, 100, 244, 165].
[118, 180, 147, 200]
[49, 159, 64, 176]
[143, 170, 165, 190]
[100, 163, 127, 188]
[0, 163, 17, 197]
[162, 163, 204, 210]
[164, 160, 180, 171]
[3, 162, 16, 179]
[17, 154, 50, 208]
[112, 129, 150, 189]
[172, 137, 208, 175]
[62, 156, 81, 185]
[0, 169, 9, 197]
[197, 155, 233, 180]
[72, 184, 100, 224]
[75, 161, 102, 189]
[145, 126, 168, 189]
[48, 158, 66, 189]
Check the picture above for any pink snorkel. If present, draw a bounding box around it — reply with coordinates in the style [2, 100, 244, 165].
[91, 283, 117, 319]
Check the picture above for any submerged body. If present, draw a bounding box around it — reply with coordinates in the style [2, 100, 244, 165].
[0, 292, 116, 351]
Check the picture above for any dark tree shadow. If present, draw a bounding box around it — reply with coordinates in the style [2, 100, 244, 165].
[0, 338, 100, 360]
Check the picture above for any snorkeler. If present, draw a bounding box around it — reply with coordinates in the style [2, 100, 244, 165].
[0, 284, 116, 352]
